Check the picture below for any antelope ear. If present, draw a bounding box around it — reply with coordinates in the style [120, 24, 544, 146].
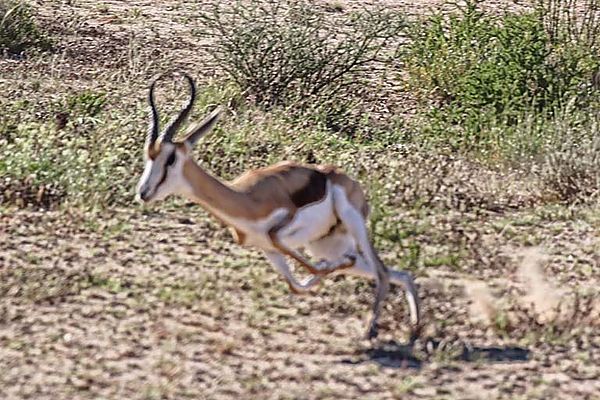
[183, 107, 223, 147]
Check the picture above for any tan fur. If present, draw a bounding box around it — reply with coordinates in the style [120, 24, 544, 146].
[233, 161, 369, 216]
[147, 141, 161, 160]
[182, 157, 368, 225]
[182, 158, 252, 219]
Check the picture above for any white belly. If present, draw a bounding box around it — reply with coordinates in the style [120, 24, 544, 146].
[277, 189, 337, 249]
[306, 230, 356, 261]
[225, 184, 336, 250]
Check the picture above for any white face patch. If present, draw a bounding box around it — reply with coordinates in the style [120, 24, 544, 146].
[136, 142, 184, 202]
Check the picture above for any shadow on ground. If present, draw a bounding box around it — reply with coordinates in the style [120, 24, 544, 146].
[342, 339, 530, 369]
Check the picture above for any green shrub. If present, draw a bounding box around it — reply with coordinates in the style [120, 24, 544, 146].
[403, 0, 600, 150]
[0, 0, 51, 54]
[198, 0, 404, 133]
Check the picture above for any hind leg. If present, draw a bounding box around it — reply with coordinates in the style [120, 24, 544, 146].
[330, 187, 390, 338]
[307, 230, 420, 328]
[306, 224, 387, 338]
[336, 257, 420, 327]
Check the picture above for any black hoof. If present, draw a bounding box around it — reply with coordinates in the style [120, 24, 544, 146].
[409, 325, 422, 344]
[366, 325, 379, 340]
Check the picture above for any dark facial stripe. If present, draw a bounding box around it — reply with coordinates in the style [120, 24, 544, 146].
[166, 151, 176, 167]
[157, 151, 176, 187]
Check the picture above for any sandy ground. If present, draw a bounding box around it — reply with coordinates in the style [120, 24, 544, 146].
[1, 1, 599, 399]
[1, 206, 599, 399]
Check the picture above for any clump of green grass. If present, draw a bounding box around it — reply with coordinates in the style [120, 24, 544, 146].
[0, 118, 140, 208]
[0, 87, 140, 209]
[403, 0, 600, 154]
[0, 0, 51, 54]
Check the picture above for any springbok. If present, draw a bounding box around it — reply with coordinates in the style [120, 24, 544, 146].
[136, 72, 420, 339]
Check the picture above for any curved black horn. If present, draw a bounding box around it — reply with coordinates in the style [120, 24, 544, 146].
[146, 77, 161, 148]
[161, 72, 196, 143]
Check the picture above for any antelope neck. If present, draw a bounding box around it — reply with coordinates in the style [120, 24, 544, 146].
[182, 159, 256, 220]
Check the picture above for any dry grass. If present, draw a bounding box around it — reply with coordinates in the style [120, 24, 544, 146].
[1, 1, 599, 400]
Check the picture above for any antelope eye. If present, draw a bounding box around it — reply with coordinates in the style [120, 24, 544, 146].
[165, 152, 176, 167]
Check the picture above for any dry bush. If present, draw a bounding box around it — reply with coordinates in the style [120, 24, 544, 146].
[537, 0, 600, 52]
[198, 0, 404, 132]
[384, 150, 539, 212]
[539, 130, 600, 203]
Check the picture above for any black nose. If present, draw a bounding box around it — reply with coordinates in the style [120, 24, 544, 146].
[138, 188, 150, 202]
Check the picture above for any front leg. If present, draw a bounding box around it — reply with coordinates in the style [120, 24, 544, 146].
[264, 251, 321, 294]
[267, 214, 356, 276]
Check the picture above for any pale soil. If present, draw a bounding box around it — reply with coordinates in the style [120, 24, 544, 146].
[1, 1, 599, 399]
[1, 206, 599, 400]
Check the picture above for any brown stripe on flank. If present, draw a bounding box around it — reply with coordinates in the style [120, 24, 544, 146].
[290, 170, 327, 208]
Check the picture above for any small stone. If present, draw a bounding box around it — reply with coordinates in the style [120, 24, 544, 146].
[413, 387, 437, 396]
[542, 372, 570, 385]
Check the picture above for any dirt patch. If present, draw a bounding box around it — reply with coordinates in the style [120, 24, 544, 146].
[0, 206, 598, 399]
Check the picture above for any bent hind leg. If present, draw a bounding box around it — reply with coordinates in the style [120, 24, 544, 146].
[307, 218, 420, 334]
[332, 254, 420, 328]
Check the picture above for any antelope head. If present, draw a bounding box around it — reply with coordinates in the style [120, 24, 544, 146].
[136, 73, 222, 203]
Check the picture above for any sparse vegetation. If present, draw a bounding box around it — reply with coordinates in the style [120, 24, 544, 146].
[0, 0, 599, 399]
[0, 0, 51, 54]
[1, 0, 599, 209]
